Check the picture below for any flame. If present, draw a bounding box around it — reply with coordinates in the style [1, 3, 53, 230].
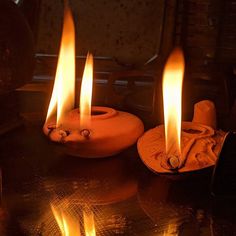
[46, 6, 75, 125]
[79, 53, 94, 129]
[162, 48, 185, 155]
[83, 205, 96, 236]
[51, 204, 81, 236]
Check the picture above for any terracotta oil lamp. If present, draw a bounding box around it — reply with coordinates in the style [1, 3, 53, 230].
[43, 6, 144, 158]
[138, 48, 226, 174]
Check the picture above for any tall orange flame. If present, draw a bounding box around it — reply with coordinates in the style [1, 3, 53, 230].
[79, 53, 94, 129]
[46, 6, 75, 125]
[163, 48, 185, 155]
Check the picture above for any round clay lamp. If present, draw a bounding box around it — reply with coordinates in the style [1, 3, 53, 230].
[43, 106, 144, 158]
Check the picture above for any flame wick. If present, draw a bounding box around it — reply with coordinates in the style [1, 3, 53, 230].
[163, 48, 185, 156]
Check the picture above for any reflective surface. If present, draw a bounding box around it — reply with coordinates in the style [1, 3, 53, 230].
[0, 122, 236, 235]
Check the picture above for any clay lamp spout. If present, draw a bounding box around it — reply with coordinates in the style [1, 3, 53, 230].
[138, 48, 226, 174]
[43, 6, 144, 157]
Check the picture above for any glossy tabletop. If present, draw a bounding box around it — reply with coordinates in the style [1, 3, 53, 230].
[0, 122, 235, 236]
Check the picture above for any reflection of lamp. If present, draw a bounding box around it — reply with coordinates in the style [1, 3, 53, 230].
[43, 154, 138, 205]
[137, 174, 211, 235]
[34, 155, 138, 235]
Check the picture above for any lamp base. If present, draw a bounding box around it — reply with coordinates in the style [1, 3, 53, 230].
[138, 122, 226, 174]
[43, 106, 144, 158]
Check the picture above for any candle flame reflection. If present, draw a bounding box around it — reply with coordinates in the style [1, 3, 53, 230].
[83, 205, 96, 236]
[51, 204, 96, 236]
[162, 48, 185, 155]
[51, 204, 81, 236]
[163, 222, 179, 236]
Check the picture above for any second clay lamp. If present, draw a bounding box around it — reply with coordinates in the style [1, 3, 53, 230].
[138, 48, 226, 173]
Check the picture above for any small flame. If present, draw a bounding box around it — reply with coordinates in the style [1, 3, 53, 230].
[83, 205, 96, 236]
[79, 53, 94, 129]
[51, 204, 81, 236]
[163, 48, 185, 155]
[46, 6, 75, 125]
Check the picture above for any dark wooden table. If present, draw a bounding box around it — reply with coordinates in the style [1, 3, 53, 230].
[0, 121, 236, 235]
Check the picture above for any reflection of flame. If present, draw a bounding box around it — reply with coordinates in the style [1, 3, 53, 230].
[83, 205, 96, 236]
[163, 222, 178, 236]
[51, 204, 81, 236]
[163, 48, 185, 155]
[51, 204, 96, 236]
[80, 53, 94, 129]
[46, 6, 75, 125]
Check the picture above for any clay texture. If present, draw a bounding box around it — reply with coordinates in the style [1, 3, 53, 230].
[138, 121, 226, 173]
[192, 100, 217, 129]
[43, 106, 144, 158]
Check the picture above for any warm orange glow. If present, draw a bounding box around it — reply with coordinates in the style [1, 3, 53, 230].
[79, 53, 94, 129]
[83, 205, 96, 236]
[51, 204, 81, 236]
[46, 6, 75, 125]
[163, 48, 185, 155]
[163, 222, 178, 236]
